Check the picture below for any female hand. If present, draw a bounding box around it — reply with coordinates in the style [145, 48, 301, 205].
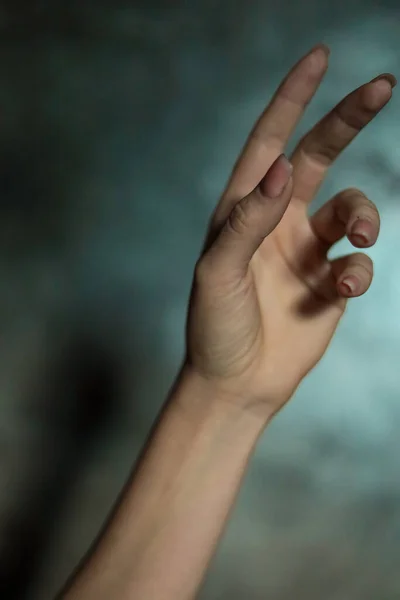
[184, 43, 396, 418]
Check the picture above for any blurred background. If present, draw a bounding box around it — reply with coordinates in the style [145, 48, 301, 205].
[0, 1, 400, 598]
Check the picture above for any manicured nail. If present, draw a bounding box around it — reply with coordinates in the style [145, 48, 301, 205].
[260, 154, 293, 198]
[370, 73, 397, 88]
[340, 276, 358, 296]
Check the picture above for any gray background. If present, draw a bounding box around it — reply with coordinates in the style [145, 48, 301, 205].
[0, 1, 400, 598]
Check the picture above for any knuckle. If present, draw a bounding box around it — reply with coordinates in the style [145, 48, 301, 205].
[226, 199, 251, 236]
[352, 254, 374, 276]
[341, 187, 372, 206]
[335, 102, 373, 132]
[360, 206, 380, 224]
[300, 133, 340, 165]
[361, 260, 374, 276]
[339, 188, 379, 219]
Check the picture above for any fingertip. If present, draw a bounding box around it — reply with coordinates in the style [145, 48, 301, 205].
[349, 232, 374, 248]
[260, 154, 293, 198]
[370, 72, 397, 88]
[364, 79, 393, 109]
[338, 275, 358, 297]
[348, 219, 376, 248]
[306, 47, 330, 76]
[307, 43, 331, 62]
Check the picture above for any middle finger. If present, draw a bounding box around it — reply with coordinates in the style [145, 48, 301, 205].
[290, 73, 396, 206]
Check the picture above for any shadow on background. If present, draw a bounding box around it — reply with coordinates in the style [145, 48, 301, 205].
[0, 332, 124, 600]
[0, 3, 163, 597]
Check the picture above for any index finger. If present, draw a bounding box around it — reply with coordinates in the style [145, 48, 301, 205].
[211, 44, 330, 232]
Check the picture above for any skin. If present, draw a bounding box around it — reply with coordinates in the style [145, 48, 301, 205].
[59, 44, 396, 600]
[186, 43, 395, 418]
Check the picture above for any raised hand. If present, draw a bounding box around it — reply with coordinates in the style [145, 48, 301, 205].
[184, 43, 396, 418]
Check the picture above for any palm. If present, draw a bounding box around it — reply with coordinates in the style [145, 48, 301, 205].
[251, 201, 345, 388]
[261, 200, 340, 301]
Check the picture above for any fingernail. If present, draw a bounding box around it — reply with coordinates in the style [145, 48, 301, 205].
[370, 73, 397, 88]
[261, 154, 293, 198]
[309, 43, 331, 57]
[350, 220, 371, 245]
[340, 276, 358, 295]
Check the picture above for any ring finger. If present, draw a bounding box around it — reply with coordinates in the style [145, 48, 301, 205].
[309, 187, 380, 251]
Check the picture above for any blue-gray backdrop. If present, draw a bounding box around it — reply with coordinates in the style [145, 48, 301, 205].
[0, 1, 400, 598]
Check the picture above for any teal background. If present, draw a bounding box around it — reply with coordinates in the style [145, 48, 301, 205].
[0, 2, 400, 598]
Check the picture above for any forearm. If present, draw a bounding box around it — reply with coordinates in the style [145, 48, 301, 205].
[59, 366, 269, 600]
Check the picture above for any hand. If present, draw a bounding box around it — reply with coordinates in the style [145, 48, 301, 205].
[183, 43, 395, 418]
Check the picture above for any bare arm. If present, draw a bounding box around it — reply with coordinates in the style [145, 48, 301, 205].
[60, 367, 266, 600]
[58, 42, 393, 599]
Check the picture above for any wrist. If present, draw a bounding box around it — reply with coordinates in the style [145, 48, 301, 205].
[171, 363, 272, 442]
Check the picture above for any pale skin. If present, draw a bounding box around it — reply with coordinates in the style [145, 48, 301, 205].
[58, 44, 395, 599]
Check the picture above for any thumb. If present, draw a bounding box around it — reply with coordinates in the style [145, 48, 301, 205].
[207, 154, 293, 276]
